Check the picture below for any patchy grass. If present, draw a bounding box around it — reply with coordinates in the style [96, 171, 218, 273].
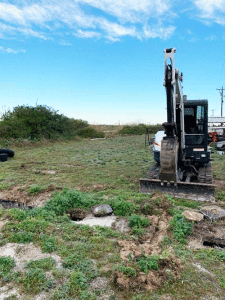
[0, 134, 225, 299]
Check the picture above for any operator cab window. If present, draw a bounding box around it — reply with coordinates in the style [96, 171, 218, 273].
[184, 106, 204, 134]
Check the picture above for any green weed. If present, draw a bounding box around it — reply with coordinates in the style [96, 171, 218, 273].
[216, 190, 225, 201]
[9, 232, 34, 243]
[137, 255, 159, 273]
[0, 256, 15, 276]
[114, 264, 136, 277]
[129, 214, 150, 228]
[111, 196, 138, 216]
[129, 214, 150, 236]
[25, 257, 56, 271]
[169, 210, 193, 244]
[20, 268, 47, 294]
[28, 185, 42, 195]
[45, 189, 94, 216]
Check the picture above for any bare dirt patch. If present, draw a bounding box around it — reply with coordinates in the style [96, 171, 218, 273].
[0, 242, 62, 271]
[215, 179, 225, 190]
[188, 219, 225, 249]
[0, 184, 59, 207]
[0, 220, 7, 232]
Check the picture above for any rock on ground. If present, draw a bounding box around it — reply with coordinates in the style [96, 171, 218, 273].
[182, 210, 204, 222]
[93, 204, 113, 217]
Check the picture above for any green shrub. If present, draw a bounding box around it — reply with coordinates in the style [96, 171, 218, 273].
[111, 197, 138, 216]
[118, 124, 147, 135]
[44, 189, 94, 216]
[76, 126, 105, 138]
[137, 255, 159, 273]
[0, 105, 88, 140]
[118, 124, 164, 135]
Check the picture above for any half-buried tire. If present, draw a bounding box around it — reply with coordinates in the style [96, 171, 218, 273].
[0, 149, 15, 157]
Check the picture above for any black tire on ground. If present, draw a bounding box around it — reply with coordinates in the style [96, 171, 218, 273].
[0, 153, 8, 162]
[0, 149, 15, 157]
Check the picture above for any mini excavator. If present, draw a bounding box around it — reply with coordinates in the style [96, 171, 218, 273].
[140, 48, 215, 201]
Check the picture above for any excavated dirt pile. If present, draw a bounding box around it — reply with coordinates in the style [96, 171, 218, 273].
[114, 210, 182, 291]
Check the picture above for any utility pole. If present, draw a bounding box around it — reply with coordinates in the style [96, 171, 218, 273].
[216, 86, 225, 117]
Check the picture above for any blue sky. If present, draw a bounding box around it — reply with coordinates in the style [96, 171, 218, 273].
[0, 0, 225, 124]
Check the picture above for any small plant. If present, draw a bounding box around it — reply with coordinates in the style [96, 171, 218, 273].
[9, 208, 28, 221]
[9, 232, 34, 244]
[0, 256, 15, 276]
[169, 210, 193, 244]
[42, 237, 57, 253]
[114, 264, 136, 277]
[20, 268, 47, 294]
[111, 197, 138, 216]
[28, 185, 42, 195]
[215, 250, 225, 261]
[129, 214, 150, 228]
[25, 257, 56, 271]
[137, 255, 159, 273]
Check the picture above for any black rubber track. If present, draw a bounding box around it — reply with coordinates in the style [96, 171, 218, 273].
[0, 149, 15, 157]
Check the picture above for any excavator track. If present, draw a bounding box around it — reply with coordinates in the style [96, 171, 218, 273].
[198, 163, 213, 184]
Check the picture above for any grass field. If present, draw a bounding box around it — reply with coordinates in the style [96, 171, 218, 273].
[0, 134, 225, 300]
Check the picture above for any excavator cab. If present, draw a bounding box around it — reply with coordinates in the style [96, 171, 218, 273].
[184, 100, 210, 164]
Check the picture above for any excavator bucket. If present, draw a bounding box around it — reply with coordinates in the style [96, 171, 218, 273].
[140, 164, 215, 202]
[140, 178, 215, 202]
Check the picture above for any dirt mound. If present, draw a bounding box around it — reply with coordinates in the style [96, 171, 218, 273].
[117, 213, 172, 259]
[114, 213, 181, 291]
[113, 255, 181, 291]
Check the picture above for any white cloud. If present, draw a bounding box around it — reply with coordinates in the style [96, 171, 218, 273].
[75, 29, 101, 38]
[0, 46, 26, 54]
[143, 25, 175, 39]
[193, 0, 225, 24]
[0, 0, 175, 42]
